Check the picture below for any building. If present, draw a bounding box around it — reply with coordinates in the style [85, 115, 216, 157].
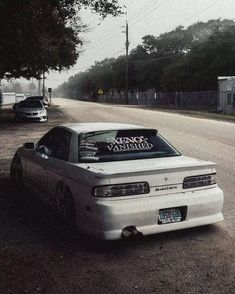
[1, 92, 26, 106]
[218, 76, 235, 114]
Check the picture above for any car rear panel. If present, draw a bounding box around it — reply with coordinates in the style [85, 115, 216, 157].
[82, 186, 223, 240]
[73, 156, 223, 240]
[86, 156, 217, 197]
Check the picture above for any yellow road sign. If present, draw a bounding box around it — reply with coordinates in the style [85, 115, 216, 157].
[98, 89, 104, 95]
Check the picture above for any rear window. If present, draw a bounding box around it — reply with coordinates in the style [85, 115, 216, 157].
[78, 129, 180, 163]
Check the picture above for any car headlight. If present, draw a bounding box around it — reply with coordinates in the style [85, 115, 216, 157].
[93, 182, 150, 197]
[39, 110, 46, 115]
[183, 173, 217, 189]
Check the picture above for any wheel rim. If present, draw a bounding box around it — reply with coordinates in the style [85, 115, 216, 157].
[56, 185, 71, 222]
[16, 161, 22, 183]
[13, 158, 23, 184]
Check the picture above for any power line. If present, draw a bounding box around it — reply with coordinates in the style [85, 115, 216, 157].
[89, 0, 156, 44]
[84, 4, 160, 52]
[82, 0, 221, 55]
[75, 55, 176, 71]
[51, 1, 222, 79]
[182, 0, 221, 25]
[85, 0, 159, 49]
[85, 0, 221, 56]
[86, 31, 123, 51]
[88, 23, 123, 45]
[128, 0, 159, 22]
[130, 0, 169, 26]
[128, 55, 176, 64]
[56, 48, 124, 73]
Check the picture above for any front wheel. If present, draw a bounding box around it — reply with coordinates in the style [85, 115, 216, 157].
[55, 183, 76, 235]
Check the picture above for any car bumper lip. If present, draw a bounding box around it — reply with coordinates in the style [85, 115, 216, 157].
[77, 187, 224, 240]
[17, 114, 47, 122]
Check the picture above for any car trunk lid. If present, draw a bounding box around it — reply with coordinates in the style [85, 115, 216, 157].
[82, 156, 216, 196]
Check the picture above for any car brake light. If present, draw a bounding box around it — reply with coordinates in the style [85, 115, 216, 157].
[93, 182, 150, 197]
[183, 173, 217, 189]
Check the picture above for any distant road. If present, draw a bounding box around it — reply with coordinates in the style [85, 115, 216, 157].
[56, 98, 235, 236]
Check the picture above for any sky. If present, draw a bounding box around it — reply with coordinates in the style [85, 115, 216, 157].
[7, 0, 235, 91]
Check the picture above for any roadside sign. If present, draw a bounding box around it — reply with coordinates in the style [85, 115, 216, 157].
[48, 88, 52, 106]
[98, 89, 104, 95]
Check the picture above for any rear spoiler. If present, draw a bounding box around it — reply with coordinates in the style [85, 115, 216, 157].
[95, 162, 216, 178]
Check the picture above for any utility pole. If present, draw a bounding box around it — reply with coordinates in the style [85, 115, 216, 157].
[38, 75, 41, 96]
[125, 21, 129, 105]
[42, 71, 45, 98]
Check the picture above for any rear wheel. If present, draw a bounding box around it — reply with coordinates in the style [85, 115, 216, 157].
[10, 155, 23, 186]
[15, 113, 20, 122]
[55, 183, 76, 235]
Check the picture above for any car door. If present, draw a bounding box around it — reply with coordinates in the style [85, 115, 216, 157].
[45, 128, 72, 204]
[25, 129, 58, 198]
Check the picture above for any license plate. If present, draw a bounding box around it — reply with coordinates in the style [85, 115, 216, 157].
[158, 208, 183, 224]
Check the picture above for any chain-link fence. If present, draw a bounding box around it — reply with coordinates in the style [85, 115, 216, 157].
[88, 90, 218, 110]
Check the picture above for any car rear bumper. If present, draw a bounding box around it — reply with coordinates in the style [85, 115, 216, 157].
[80, 187, 224, 240]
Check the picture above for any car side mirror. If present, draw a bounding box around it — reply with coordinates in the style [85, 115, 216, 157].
[36, 145, 51, 156]
[23, 142, 35, 150]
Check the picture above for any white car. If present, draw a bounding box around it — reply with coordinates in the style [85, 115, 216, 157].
[10, 123, 224, 240]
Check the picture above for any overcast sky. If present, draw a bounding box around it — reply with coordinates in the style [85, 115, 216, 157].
[46, 0, 235, 89]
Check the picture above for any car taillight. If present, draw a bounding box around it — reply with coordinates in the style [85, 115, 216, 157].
[183, 173, 217, 189]
[93, 182, 150, 197]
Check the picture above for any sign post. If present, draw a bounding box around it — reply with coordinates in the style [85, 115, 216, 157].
[48, 88, 52, 106]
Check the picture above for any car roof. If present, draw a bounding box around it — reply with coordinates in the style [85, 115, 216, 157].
[26, 96, 44, 100]
[60, 123, 151, 134]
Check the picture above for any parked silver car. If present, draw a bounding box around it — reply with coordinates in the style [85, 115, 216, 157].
[25, 95, 49, 108]
[14, 100, 47, 122]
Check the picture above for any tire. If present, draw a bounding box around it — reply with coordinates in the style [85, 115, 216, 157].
[15, 113, 20, 122]
[55, 183, 76, 235]
[10, 155, 24, 187]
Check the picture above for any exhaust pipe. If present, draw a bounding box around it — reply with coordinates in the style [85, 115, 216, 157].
[122, 226, 143, 240]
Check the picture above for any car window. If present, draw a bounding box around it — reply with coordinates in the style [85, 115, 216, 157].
[37, 129, 58, 155]
[78, 129, 180, 163]
[26, 96, 43, 101]
[53, 129, 71, 161]
[37, 128, 71, 161]
[18, 101, 42, 108]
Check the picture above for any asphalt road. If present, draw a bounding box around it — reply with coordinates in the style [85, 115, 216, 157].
[58, 98, 235, 236]
[0, 99, 234, 294]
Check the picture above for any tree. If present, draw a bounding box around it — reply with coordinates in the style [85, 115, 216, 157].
[0, 0, 122, 79]
[161, 25, 235, 91]
[12, 82, 23, 94]
[58, 18, 235, 97]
